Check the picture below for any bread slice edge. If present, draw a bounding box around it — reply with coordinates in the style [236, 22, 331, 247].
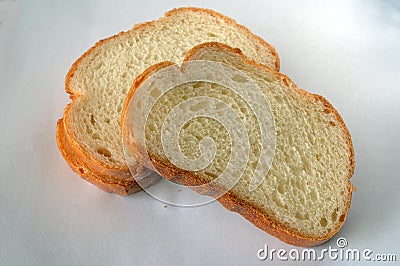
[57, 119, 160, 195]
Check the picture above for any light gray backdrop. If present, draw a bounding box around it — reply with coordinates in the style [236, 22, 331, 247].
[0, 0, 399, 265]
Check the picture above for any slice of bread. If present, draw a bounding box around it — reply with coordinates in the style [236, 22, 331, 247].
[58, 7, 279, 195]
[122, 42, 355, 246]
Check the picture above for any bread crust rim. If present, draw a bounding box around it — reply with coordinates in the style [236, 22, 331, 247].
[56, 119, 142, 195]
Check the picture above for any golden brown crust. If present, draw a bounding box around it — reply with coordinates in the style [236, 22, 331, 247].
[56, 119, 140, 195]
[122, 42, 355, 246]
[57, 119, 161, 195]
[61, 7, 280, 193]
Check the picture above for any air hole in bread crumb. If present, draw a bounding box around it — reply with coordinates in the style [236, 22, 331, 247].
[147, 124, 156, 132]
[78, 168, 85, 174]
[331, 211, 338, 222]
[275, 96, 283, 104]
[277, 183, 285, 194]
[104, 118, 110, 124]
[210, 83, 218, 89]
[90, 115, 96, 125]
[339, 214, 346, 222]
[207, 32, 218, 38]
[205, 171, 218, 179]
[93, 62, 103, 70]
[295, 212, 305, 220]
[263, 76, 273, 83]
[239, 107, 247, 114]
[182, 123, 190, 130]
[181, 94, 190, 100]
[329, 121, 336, 126]
[97, 147, 111, 158]
[320, 217, 328, 227]
[92, 133, 100, 140]
[221, 88, 230, 95]
[192, 82, 203, 88]
[323, 108, 331, 114]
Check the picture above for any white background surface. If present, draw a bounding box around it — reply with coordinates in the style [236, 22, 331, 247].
[1, 0, 399, 265]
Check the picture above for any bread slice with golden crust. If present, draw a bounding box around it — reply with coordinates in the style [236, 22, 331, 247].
[122, 42, 355, 246]
[58, 7, 279, 194]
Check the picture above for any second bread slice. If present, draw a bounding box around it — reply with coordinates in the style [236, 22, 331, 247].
[122, 42, 355, 246]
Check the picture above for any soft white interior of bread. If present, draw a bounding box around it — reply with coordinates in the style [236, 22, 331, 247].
[66, 9, 278, 168]
[141, 47, 352, 237]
